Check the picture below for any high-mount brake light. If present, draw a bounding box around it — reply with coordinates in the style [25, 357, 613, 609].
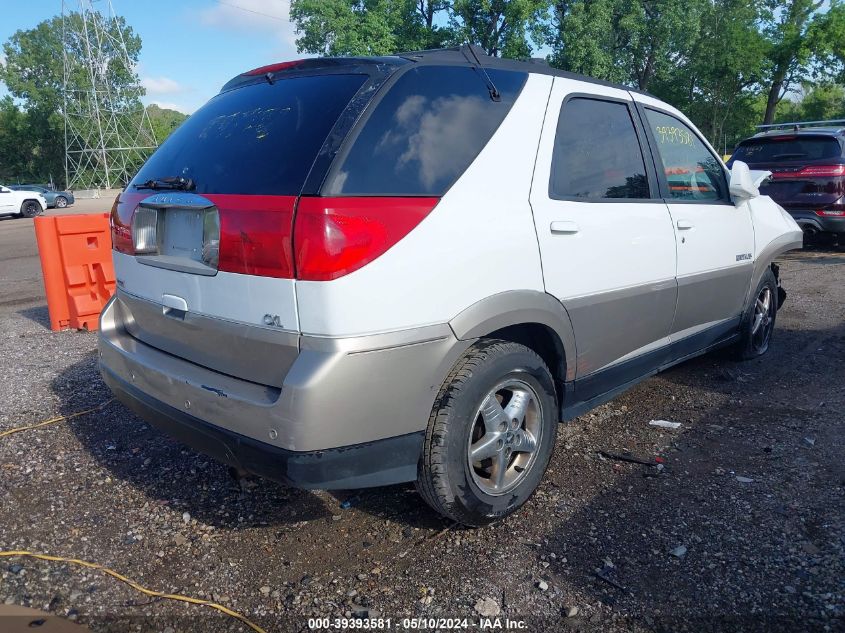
[294, 197, 439, 281]
[244, 60, 306, 76]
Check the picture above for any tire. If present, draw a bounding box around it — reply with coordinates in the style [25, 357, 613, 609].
[20, 200, 41, 218]
[55, 196, 68, 208]
[734, 267, 778, 360]
[416, 339, 558, 526]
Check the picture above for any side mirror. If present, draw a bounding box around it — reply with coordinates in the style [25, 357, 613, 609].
[729, 161, 760, 201]
[0, 187, 10, 193]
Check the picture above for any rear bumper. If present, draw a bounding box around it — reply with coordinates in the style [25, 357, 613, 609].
[98, 294, 470, 488]
[785, 208, 845, 234]
[102, 366, 424, 489]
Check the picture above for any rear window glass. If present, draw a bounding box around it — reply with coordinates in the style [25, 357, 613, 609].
[131, 74, 367, 195]
[324, 66, 527, 196]
[731, 136, 841, 163]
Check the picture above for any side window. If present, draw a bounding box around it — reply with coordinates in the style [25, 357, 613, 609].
[549, 97, 649, 200]
[645, 109, 728, 202]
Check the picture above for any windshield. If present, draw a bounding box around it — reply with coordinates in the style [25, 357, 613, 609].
[130, 73, 367, 196]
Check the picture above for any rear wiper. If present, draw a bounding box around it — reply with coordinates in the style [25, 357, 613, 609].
[132, 176, 196, 191]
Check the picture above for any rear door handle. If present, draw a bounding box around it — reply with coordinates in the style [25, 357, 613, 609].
[676, 219, 694, 230]
[550, 220, 580, 234]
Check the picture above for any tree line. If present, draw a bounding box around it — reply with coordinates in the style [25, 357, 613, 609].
[1, 2, 842, 188]
[291, 0, 845, 152]
[0, 14, 186, 188]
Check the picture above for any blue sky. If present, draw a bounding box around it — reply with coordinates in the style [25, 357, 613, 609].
[0, 0, 300, 114]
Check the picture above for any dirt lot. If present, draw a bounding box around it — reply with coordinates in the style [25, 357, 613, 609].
[0, 210, 842, 633]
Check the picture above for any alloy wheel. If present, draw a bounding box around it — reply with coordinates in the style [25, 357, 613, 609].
[467, 378, 543, 496]
[23, 202, 40, 218]
[751, 286, 775, 353]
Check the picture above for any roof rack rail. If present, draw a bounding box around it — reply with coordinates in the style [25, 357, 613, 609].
[756, 119, 845, 131]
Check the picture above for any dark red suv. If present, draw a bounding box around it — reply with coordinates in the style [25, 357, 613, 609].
[728, 122, 845, 244]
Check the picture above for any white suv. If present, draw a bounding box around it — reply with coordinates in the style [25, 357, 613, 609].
[99, 47, 802, 525]
[0, 185, 47, 218]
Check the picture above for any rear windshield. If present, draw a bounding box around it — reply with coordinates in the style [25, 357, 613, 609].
[324, 65, 527, 196]
[731, 136, 841, 163]
[130, 74, 367, 195]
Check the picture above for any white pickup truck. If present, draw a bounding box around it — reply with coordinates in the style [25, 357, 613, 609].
[0, 185, 48, 218]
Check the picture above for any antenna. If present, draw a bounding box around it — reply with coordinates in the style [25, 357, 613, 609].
[62, 0, 158, 190]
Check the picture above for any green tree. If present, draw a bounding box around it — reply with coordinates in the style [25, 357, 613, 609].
[652, 0, 768, 147]
[0, 12, 146, 188]
[549, 0, 703, 90]
[291, 0, 450, 56]
[291, 0, 549, 58]
[1, 13, 142, 115]
[799, 83, 845, 120]
[760, 0, 845, 124]
[776, 82, 845, 122]
[449, 0, 551, 58]
[547, 0, 622, 82]
[146, 104, 188, 145]
[0, 97, 34, 183]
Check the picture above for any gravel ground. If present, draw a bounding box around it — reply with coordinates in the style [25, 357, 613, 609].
[0, 214, 842, 633]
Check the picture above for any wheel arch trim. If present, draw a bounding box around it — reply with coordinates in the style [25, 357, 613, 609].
[747, 231, 802, 305]
[448, 290, 577, 382]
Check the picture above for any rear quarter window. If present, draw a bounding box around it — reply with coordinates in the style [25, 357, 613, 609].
[130, 73, 367, 196]
[731, 136, 841, 163]
[324, 65, 527, 196]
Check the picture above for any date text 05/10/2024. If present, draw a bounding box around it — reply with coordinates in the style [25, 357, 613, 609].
[307, 617, 529, 630]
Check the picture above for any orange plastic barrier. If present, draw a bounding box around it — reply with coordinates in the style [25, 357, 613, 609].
[33, 213, 116, 331]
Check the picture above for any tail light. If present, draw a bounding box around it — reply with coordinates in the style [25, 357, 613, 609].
[110, 195, 137, 255]
[773, 165, 845, 179]
[216, 195, 296, 278]
[816, 205, 845, 217]
[111, 194, 437, 281]
[294, 197, 439, 281]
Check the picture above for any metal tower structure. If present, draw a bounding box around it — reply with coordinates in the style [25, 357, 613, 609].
[62, 0, 157, 190]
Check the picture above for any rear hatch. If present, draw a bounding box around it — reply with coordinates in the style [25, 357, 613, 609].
[111, 53, 526, 385]
[111, 64, 387, 386]
[730, 134, 845, 210]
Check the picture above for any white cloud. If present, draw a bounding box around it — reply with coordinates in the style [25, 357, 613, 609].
[149, 100, 195, 115]
[141, 76, 184, 95]
[200, 0, 297, 51]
